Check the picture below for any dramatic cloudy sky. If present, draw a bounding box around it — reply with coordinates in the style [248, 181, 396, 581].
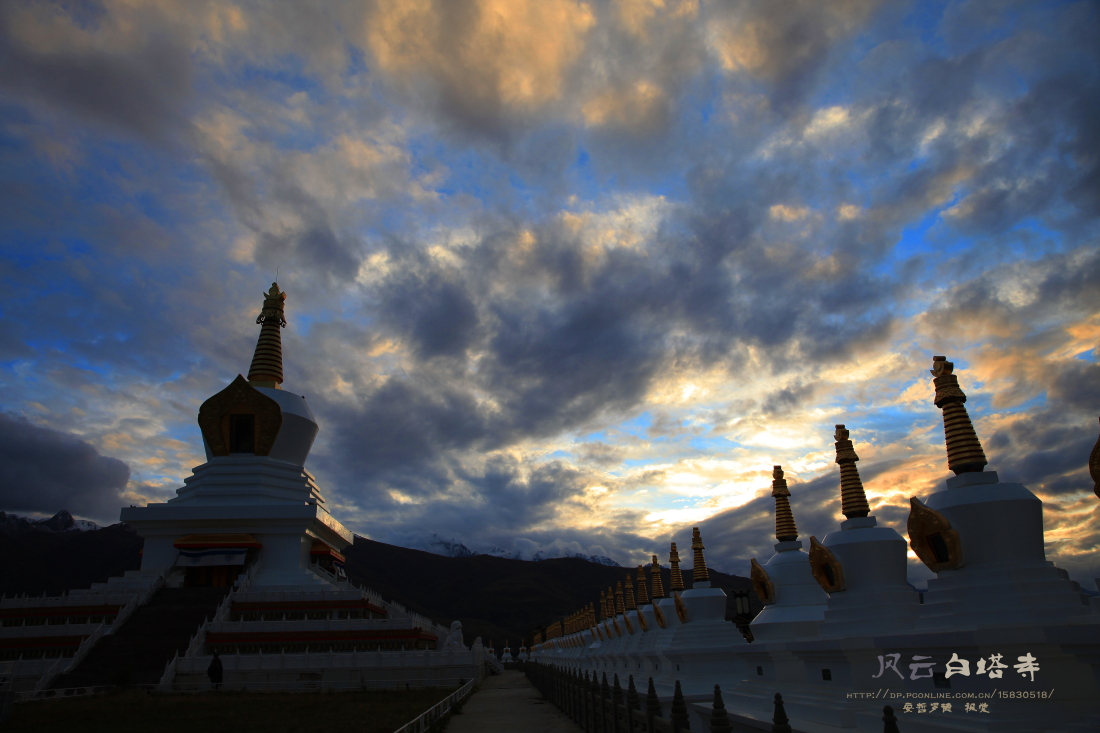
[1, 0, 1097, 586]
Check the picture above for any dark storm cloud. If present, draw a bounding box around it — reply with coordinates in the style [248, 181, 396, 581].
[920, 245, 1100, 355]
[378, 264, 480, 360]
[573, 441, 626, 466]
[982, 355, 1100, 497]
[762, 382, 818, 416]
[986, 411, 1097, 496]
[316, 188, 910, 504]
[708, 0, 883, 111]
[0, 412, 130, 520]
[855, 4, 1100, 236]
[0, 8, 193, 144]
[255, 222, 361, 285]
[330, 441, 651, 561]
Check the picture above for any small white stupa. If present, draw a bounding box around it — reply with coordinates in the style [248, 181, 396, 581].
[914, 356, 1092, 629]
[653, 544, 685, 634]
[663, 528, 747, 695]
[122, 283, 352, 588]
[748, 467, 829, 641]
[816, 425, 919, 636]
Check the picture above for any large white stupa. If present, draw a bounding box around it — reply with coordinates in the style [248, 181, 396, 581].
[121, 283, 352, 588]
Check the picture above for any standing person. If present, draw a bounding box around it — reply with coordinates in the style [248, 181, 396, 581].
[207, 651, 223, 690]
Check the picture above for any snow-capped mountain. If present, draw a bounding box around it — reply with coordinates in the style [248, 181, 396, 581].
[423, 534, 621, 566]
[0, 509, 101, 536]
[427, 535, 478, 558]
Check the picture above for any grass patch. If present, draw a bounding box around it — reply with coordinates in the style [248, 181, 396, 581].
[5, 686, 457, 733]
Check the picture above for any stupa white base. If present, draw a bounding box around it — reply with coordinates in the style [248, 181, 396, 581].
[750, 541, 829, 642]
[918, 472, 1091, 630]
[122, 502, 351, 587]
[820, 517, 920, 637]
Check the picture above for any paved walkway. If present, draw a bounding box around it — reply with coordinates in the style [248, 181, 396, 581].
[445, 670, 581, 733]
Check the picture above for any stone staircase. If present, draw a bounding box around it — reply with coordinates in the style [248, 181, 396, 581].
[50, 587, 229, 688]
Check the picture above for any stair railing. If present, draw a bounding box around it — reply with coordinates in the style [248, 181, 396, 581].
[157, 652, 180, 692]
[32, 658, 64, 692]
[104, 569, 166, 639]
[62, 624, 106, 673]
[32, 621, 106, 691]
[308, 561, 343, 587]
[391, 676, 477, 733]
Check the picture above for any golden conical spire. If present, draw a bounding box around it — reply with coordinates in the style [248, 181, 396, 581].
[599, 590, 607, 619]
[614, 582, 625, 614]
[649, 554, 666, 598]
[607, 586, 615, 616]
[772, 466, 799, 542]
[691, 526, 710, 585]
[248, 283, 287, 388]
[635, 566, 650, 605]
[931, 356, 988, 475]
[834, 424, 870, 519]
[669, 543, 684, 592]
[624, 573, 637, 610]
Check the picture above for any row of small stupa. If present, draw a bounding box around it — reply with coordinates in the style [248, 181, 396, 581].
[535, 528, 711, 645]
[532, 355, 1098, 646]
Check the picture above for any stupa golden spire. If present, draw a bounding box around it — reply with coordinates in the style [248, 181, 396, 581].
[834, 424, 870, 519]
[599, 590, 608, 619]
[248, 282, 287, 388]
[931, 356, 988, 475]
[649, 554, 666, 598]
[772, 466, 798, 542]
[691, 526, 710, 585]
[624, 573, 637, 610]
[669, 542, 684, 592]
[635, 566, 650, 605]
[614, 582, 625, 614]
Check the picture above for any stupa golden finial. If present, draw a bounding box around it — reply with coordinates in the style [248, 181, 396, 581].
[635, 566, 650, 605]
[931, 356, 988, 475]
[624, 573, 637, 610]
[649, 554, 666, 598]
[669, 542, 684, 592]
[599, 590, 607, 619]
[614, 582, 625, 614]
[834, 424, 871, 519]
[691, 526, 710, 585]
[772, 466, 799, 542]
[248, 282, 287, 388]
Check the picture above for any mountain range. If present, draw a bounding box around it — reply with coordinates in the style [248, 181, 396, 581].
[426, 533, 621, 566]
[0, 511, 759, 645]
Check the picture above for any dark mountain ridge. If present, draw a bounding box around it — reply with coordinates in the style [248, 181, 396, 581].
[0, 511, 759, 644]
